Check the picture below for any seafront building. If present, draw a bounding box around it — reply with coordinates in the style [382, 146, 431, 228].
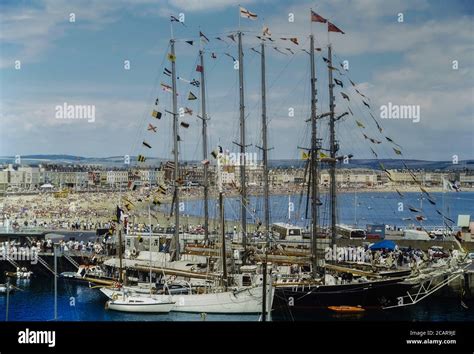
[0, 162, 470, 193]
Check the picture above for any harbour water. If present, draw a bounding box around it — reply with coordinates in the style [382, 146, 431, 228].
[0, 278, 472, 321]
[174, 192, 474, 229]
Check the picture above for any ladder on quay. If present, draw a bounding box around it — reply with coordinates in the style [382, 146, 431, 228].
[5, 255, 20, 269]
[37, 255, 56, 276]
[63, 253, 80, 269]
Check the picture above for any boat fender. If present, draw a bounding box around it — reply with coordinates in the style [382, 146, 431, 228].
[131, 248, 137, 257]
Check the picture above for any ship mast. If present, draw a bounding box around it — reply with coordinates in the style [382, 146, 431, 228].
[170, 38, 180, 261]
[260, 42, 270, 240]
[309, 34, 320, 278]
[216, 151, 228, 289]
[259, 40, 270, 321]
[236, 31, 248, 263]
[198, 49, 210, 242]
[328, 44, 337, 247]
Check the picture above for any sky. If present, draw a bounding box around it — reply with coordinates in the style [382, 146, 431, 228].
[0, 0, 473, 163]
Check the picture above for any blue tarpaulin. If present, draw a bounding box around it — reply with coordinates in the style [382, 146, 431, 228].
[369, 240, 396, 251]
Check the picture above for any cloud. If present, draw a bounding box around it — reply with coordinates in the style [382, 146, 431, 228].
[0, 0, 125, 68]
[168, 0, 254, 12]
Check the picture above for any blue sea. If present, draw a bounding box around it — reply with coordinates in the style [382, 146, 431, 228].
[174, 191, 474, 230]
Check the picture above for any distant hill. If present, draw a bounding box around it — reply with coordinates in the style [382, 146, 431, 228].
[0, 155, 472, 171]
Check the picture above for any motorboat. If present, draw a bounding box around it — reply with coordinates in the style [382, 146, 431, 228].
[105, 293, 174, 313]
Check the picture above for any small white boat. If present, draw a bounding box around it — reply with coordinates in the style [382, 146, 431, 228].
[0, 284, 15, 294]
[5, 267, 32, 279]
[105, 294, 175, 313]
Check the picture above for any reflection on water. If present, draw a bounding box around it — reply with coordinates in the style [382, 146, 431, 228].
[0, 278, 472, 321]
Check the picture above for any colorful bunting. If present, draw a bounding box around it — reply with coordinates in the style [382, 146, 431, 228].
[311, 10, 327, 23]
[199, 31, 209, 43]
[273, 47, 287, 55]
[328, 21, 345, 34]
[240, 6, 258, 20]
[341, 92, 350, 101]
[147, 123, 157, 132]
[152, 110, 162, 119]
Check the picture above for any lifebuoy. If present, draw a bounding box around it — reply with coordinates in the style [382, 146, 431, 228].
[112, 294, 119, 301]
[131, 248, 137, 256]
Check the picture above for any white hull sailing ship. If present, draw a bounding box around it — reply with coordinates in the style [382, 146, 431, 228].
[101, 285, 272, 314]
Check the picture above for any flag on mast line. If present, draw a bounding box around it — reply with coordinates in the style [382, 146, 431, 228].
[328, 21, 345, 34]
[263, 26, 271, 37]
[334, 78, 343, 87]
[170, 15, 185, 26]
[188, 92, 197, 100]
[161, 82, 172, 91]
[147, 123, 157, 132]
[340, 92, 350, 101]
[151, 110, 162, 119]
[240, 6, 258, 20]
[311, 10, 327, 23]
[177, 76, 190, 84]
[199, 31, 210, 43]
[143, 141, 152, 149]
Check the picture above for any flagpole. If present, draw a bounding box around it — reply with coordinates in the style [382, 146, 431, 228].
[238, 4, 241, 29]
[327, 22, 330, 46]
[170, 14, 174, 40]
[170, 37, 180, 261]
